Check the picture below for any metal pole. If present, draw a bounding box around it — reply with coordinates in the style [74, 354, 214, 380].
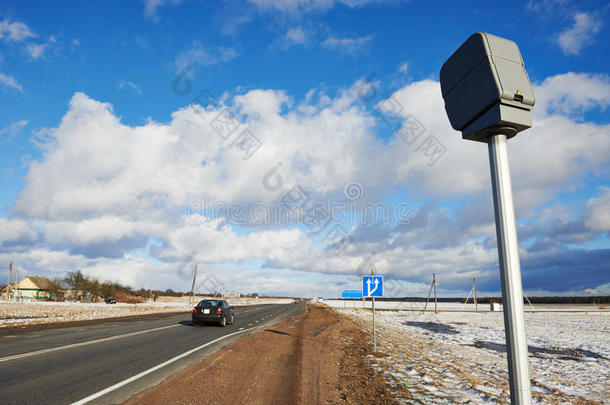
[488, 134, 531, 405]
[371, 266, 376, 352]
[372, 297, 376, 352]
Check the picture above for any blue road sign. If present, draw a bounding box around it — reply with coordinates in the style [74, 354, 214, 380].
[362, 276, 383, 297]
[342, 289, 363, 298]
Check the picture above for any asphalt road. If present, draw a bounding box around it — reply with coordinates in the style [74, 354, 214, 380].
[0, 303, 304, 405]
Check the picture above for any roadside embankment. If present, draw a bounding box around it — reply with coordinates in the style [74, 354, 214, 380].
[125, 304, 403, 404]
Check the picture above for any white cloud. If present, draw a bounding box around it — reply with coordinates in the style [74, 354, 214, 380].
[322, 35, 372, 55]
[0, 73, 23, 92]
[282, 26, 309, 49]
[8, 71, 610, 294]
[247, 0, 398, 15]
[39, 216, 168, 246]
[175, 42, 239, 77]
[0, 119, 28, 137]
[584, 187, 610, 232]
[24, 35, 64, 60]
[381, 75, 610, 214]
[0, 19, 35, 42]
[591, 283, 610, 295]
[117, 80, 143, 95]
[143, 0, 184, 21]
[557, 12, 602, 55]
[26, 42, 48, 59]
[16, 76, 610, 223]
[0, 218, 37, 246]
[534, 72, 610, 118]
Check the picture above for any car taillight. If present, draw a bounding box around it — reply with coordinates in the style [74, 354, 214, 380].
[192, 308, 197, 313]
[216, 308, 222, 315]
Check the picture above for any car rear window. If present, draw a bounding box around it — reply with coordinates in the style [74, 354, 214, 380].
[197, 300, 220, 307]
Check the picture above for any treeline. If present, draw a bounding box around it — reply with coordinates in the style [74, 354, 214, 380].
[52, 271, 263, 303]
[353, 296, 610, 304]
[51, 271, 189, 303]
[479, 296, 610, 305]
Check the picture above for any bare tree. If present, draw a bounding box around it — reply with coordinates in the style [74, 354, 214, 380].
[64, 270, 85, 301]
[83, 277, 100, 302]
[99, 281, 115, 300]
[48, 278, 64, 301]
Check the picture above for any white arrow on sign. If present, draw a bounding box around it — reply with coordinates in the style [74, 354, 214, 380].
[367, 277, 379, 296]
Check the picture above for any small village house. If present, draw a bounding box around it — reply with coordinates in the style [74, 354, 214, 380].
[4, 276, 56, 300]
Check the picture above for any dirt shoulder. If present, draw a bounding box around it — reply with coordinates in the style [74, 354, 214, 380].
[125, 304, 401, 405]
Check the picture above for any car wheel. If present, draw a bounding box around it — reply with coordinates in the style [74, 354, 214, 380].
[219, 316, 226, 327]
[229, 315, 234, 325]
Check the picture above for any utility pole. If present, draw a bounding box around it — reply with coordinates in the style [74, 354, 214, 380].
[433, 273, 438, 314]
[6, 262, 12, 300]
[423, 274, 434, 313]
[188, 264, 198, 306]
[474, 278, 478, 312]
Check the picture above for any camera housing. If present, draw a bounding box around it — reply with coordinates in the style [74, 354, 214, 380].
[440, 32, 535, 142]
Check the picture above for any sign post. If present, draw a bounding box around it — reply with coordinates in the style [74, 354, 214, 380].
[362, 274, 383, 352]
[440, 33, 535, 404]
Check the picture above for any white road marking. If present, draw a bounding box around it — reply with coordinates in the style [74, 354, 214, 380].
[236, 308, 260, 315]
[0, 324, 180, 364]
[239, 327, 244, 330]
[70, 327, 254, 405]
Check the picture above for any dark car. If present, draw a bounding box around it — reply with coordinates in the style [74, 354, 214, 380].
[105, 298, 116, 304]
[192, 299, 234, 327]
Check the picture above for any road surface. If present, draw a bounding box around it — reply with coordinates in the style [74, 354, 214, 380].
[0, 303, 304, 404]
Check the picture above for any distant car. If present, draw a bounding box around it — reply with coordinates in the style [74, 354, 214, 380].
[317, 297, 324, 304]
[105, 298, 116, 304]
[192, 299, 234, 327]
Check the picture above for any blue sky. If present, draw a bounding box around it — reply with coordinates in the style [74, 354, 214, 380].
[1, 0, 609, 297]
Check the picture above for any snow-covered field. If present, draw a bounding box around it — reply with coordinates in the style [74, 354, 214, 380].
[337, 308, 609, 404]
[0, 298, 294, 328]
[325, 299, 601, 312]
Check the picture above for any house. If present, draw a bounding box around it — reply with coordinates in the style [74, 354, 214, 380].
[10, 276, 55, 300]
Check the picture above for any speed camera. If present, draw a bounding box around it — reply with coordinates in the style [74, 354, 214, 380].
[440, 32, 535, 142]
